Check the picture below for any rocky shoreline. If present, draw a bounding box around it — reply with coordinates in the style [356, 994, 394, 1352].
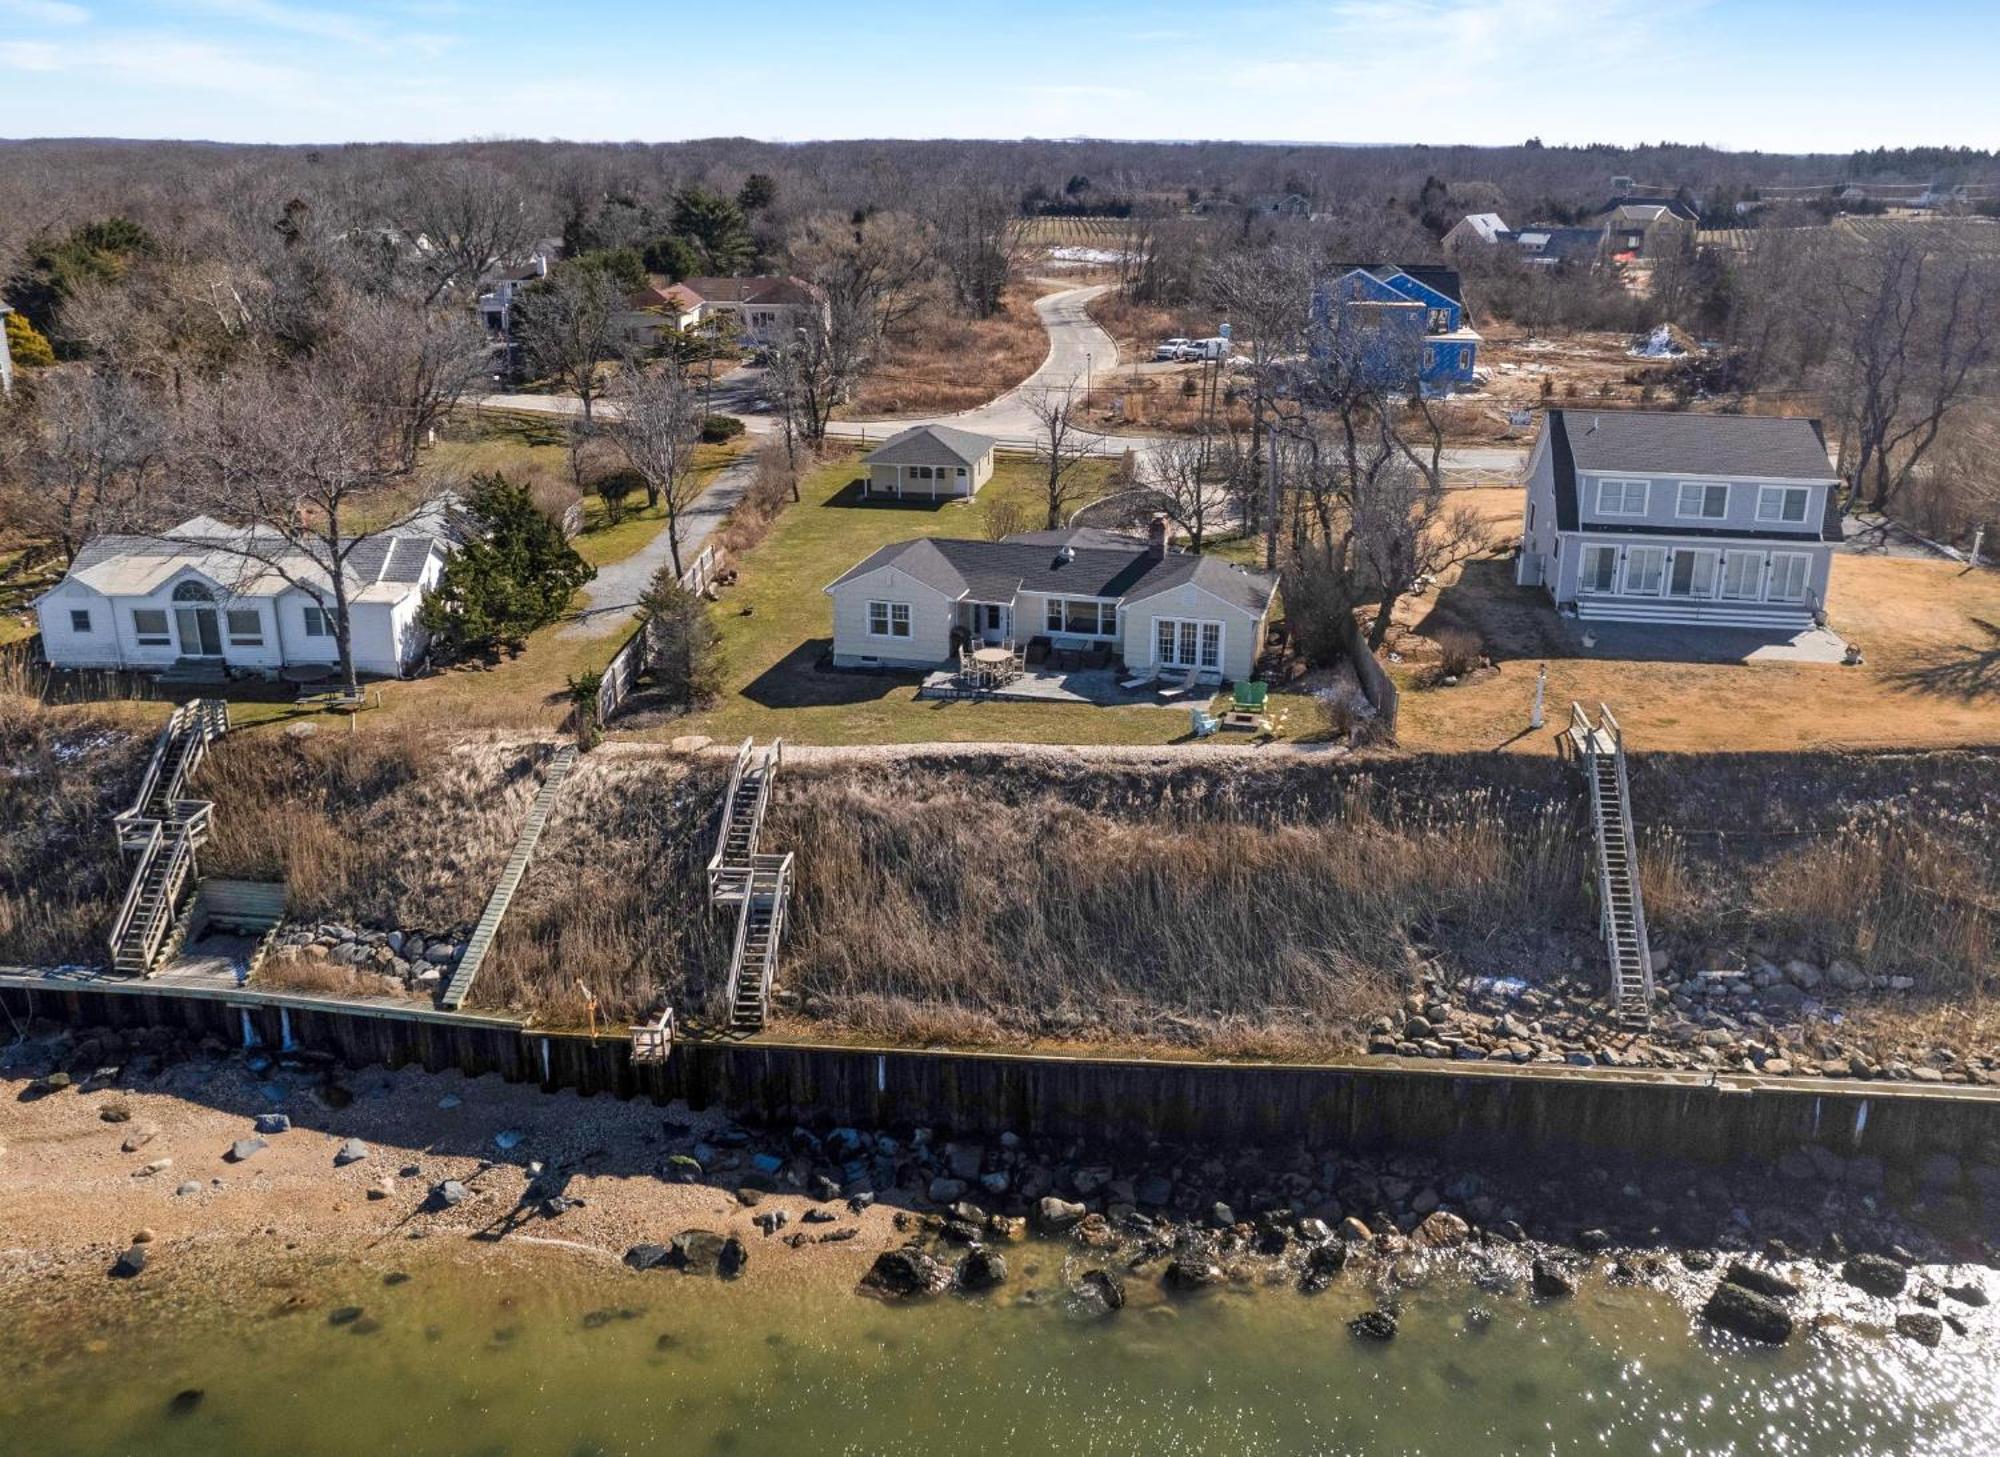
[3, 1018, 1996, 1358]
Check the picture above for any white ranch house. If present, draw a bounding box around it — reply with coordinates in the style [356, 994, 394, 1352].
[825, 520, 1279, 684]
[860, 424, 997, 500]
[1518, 408, 1840, 629]
[34, 511, 458, 680]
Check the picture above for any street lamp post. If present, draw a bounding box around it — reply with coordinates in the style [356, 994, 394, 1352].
[1084, 351, 1092, 407]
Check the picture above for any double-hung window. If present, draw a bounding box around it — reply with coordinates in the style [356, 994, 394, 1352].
[302, 606, 333, 638]
[69, 608, 93, 634]
[867, 600, 911, 639]
[1756, 486, 1811, 525]
[1597, 479, 1649, 516]
[1676, 482, 1729, 520]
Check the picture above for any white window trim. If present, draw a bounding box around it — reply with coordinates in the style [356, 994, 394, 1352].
[1045, 597, 1117, 639]
[1768, 552, 1813, 603]
[866, 599, 912, 639]
[1666, 547, 1721, 598]
[69, 608, 93, 633]
[132, 608, 172, 646]
[226, 608, 264, 646]
[1578, 543, 1619, 594]
[1675, 481, 1730, 520]
[302, 606, 333, 638]
[1622, 545, 1666, 596]
[1152, 616, 1226, 672]
[1756, 485, 1812, 525]
[1719, 549, 1764, 600]
[1596, 478, 1650, 517]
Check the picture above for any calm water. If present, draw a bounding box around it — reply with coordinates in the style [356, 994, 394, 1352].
[3, 1246, 1995, 1457]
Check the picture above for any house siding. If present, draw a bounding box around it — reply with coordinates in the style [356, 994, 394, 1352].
[1121, 581, 1264, 683]
[826, 565, 957, 668]
[1575, 472, 1830, 538]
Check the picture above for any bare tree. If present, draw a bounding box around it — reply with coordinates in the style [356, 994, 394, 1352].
[1, 367, 169, 566]
[1142, 432, 1226, 553]
[605, 355, 703, 579]
[1206, 243, 1314, 567]
[925, 181, 1020, 319]
[396, 158, 545, 305]
[514, 263, 623, 425]
[170, 296, 486, 693]
[762, 295, 869, 449]
[1824, 234, 2000, 513]
[785, 209, 933, 344]
[1025, 383, 1099, 529]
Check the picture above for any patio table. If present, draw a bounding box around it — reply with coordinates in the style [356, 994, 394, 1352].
[972, 647, 1013, 671]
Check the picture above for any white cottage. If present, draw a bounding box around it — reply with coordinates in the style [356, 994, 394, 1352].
[1517, 409, 1841, 629]
[824, 519, 1279, 683]
[860, 424, 997, 501]
[34, 512, 457, 680]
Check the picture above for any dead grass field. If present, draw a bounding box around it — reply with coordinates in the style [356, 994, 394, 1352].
[1387, 487, 2000, 755]
[845, 286, 1055, 418]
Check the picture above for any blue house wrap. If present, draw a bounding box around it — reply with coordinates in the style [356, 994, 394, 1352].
[1310, 265, 1480, 394]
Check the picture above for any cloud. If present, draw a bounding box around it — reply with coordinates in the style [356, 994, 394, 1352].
[0, 0, 89, 24]
[0, 30, 315, 105]
[176, 0, 388, 49]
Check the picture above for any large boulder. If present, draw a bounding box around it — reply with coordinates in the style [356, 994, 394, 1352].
[1842, 1253, 1907, 1298]
[670, 1230, 728, 1275]
[1033, 1197, 1087, 1234]
[957, 1249, 1008, 1292]
[1348, 1309, 1398, 1341]
[860, 1248, 950, 1299]
[1069, 1269, 1125, 1317]
[1895, 1311, 1944, 1347]
[1722, 1262, 1800, 1301]
[1531, 1258, 1576, 1299]
[1163, 1259, 1223, 1292]
[1413, 1211, 1471, 1249]
[1703, 1281, 1794, 1344]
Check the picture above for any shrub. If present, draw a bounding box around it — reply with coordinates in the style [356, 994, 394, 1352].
[1432, 626, 1483, 679]
[4, 311, 55, 368]
[638, 574, 722, 710]
[698, 413, 745, 444]
[595, 469, 639, 525]
[419, 474, 596, 658]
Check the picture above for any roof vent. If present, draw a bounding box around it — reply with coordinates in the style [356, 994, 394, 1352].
[1057, 545, 1076, 563]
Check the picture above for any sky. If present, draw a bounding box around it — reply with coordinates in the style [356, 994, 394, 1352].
[1, 0, 1997, 153]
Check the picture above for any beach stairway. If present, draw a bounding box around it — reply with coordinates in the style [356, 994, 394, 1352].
[1567, 703, 1654, 1030]
[439, 745, 579, 1011]
[107, 698, 230, 977]
[707, 738, 782, 906]
[726, 853, 794, 1033]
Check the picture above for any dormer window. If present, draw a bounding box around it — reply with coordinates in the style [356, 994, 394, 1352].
[1676, 482, 1729, 520]
[1597, 479, 1649, 516]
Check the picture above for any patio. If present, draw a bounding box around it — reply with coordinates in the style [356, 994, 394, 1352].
[918, 664, 1207, 709]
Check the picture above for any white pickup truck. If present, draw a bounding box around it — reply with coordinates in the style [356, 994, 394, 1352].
[1155, 336, 1231, 362]
[1153, 337, 1193, 361]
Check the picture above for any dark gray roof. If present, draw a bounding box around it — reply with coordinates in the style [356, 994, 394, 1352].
[862, 424, 997, 469]
[1335, 263, 1465, 307]
[1555, 409, 1835, 482]
[1001, 526, 1148, 551]
[827, 536, 1278, 615]
[1599, 195, 1700, 222]
[1548, 411, 1841, 542]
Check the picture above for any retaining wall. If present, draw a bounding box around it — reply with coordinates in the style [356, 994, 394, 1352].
[9, 980, 1999, 1172]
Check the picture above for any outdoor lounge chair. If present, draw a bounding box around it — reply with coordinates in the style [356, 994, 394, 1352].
[1232, 680, 1269, 714]
[1189, 706, 1221, 738]
[1155, 665, 1198, 700]
[1119, 665, 1158, 691]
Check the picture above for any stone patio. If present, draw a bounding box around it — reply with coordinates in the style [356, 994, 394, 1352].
[917, 665, 1211, 708]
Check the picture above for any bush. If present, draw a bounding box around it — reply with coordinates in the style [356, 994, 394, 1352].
[595, 469, 640, 525]
[419, 474, 596, 658]
[698, 414, 745, 444]
[4, 311, 55, 369]
[638, 574, 722, 710]
[1432, 626, 1483, 680]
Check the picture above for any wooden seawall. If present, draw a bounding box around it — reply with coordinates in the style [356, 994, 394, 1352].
[7, 978, 1999, 1172]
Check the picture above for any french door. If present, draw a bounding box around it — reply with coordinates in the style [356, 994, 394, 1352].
[175, 605, 222, 657]
[1155, 618, 1222, 671]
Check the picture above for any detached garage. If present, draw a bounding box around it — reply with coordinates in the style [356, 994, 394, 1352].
[861, 424, 997, 501]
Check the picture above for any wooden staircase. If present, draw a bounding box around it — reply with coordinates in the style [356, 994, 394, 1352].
[725, 853, 794, 1032]
[107, 700, 229, 977]
[708, 738, 782, 906]
[1568, 703, 1654, 1029]
[704, 740, 792, 1031]
[439, 745, 579, 1010]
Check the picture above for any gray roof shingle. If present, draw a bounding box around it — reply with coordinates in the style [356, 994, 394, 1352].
[1555, 409, 1835, 482]
[827, 536, 1278, 615]
[862, 424, 998, 469]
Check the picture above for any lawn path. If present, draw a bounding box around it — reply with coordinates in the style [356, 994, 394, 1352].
[559, 455, 756, 640]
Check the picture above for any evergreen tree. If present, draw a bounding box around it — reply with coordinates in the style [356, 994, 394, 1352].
[642, 233, 702, 281]
[419, 474, 595, 657]
[637, 570, 721, 709]
[670, 186, 753, 275]
[736, 173, 777, 213]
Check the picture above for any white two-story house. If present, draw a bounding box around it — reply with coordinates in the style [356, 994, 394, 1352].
[1518, 409, 1841, 629]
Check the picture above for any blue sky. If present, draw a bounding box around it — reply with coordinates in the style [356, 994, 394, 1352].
[1, 0, 1996, 151]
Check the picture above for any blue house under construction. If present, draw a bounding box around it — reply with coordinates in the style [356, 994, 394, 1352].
[1310, 264, 1481, 395]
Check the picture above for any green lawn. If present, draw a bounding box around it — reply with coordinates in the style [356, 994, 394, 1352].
[641, 450, 1315, 747]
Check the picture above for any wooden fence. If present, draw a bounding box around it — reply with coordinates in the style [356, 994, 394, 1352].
[593, 543, 725, 726]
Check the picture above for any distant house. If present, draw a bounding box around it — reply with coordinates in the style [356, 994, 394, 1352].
[34, 509, 461, 679]
[824, 520, 1279, 682]
[474, 242, 558, 338]
[1594, 197, 1698, 258]
[657, 276, 827, 346]
[1518, 409, 1841, 629]
[861, 425, 997, 501]
[1310, 264, 1480, 393]
[1501, 225, 1608, 268]
[1442, 212, 1509, 253]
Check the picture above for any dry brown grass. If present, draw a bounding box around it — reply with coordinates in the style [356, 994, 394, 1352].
[846, 286, 1053, 417]
[0, 692, 150, 966]
[193, 726, 553, 933]
[1084, 290, 1212, 361]
[256, 948, 430, 1002]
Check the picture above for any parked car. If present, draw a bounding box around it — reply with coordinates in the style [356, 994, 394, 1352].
[1153, 337, 1193, 361]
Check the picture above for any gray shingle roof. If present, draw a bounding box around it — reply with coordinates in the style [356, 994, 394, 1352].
[826, 536, 1278, 616]
[862, 424, 998, 469]
[1555, 409, 1835, 482]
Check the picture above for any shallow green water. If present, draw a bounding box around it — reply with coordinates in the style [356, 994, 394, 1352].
[4, 1248, 1995, 1457]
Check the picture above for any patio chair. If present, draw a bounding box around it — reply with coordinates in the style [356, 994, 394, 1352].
[1189, 706, 1221, 738]
[1119, 665, 1158, 691]
[1232, 680, 1269, 714]
[1025, 638, 1050, 667]
[1155, 665, 1198, 700]
[1085, 644, 1112, 670]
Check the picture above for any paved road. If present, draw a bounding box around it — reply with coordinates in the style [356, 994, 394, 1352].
[476, 284, 1528, 476]
[558, 454, 756, 639]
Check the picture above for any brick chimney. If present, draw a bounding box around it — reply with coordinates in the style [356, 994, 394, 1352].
[1147, 514, 1169, 560]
